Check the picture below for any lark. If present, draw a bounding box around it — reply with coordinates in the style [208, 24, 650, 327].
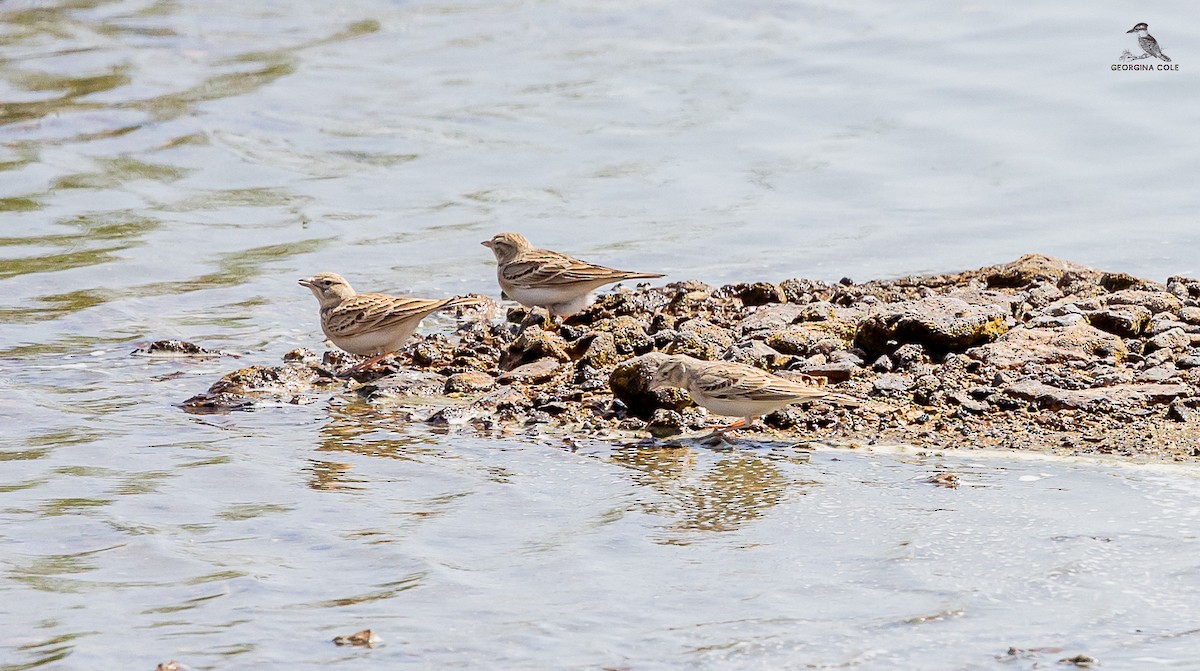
[647, 354, 859, 433]
[481, 232, 663, 326]
[299, 272, 479, 375]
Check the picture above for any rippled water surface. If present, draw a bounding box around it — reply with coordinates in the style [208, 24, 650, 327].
[4, 0, 1200, 668]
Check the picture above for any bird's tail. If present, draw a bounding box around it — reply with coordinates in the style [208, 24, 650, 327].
[820, 392, 862, 407]
[444, 294, 490, 310]
[619, 271, 666, 281]
[1163, 53, 1172, 62]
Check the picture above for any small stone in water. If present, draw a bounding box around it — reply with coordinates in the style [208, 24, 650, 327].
[333, 629, 379, 647]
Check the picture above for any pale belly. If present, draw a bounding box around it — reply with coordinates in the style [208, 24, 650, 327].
[691, 393, 797, 420]
[323, 322, 419, 356]
[500, 279, 597, 316]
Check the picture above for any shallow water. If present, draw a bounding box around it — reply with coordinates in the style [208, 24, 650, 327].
[3, 0, 1200, 668]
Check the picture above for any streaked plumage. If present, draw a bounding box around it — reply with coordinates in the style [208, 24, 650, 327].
[1127, 23, 1171, 62]
[299, 272, 478, 368]
[647, 354, 859, 431]
[482, 232, 664, 317]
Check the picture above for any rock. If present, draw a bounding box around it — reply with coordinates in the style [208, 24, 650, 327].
[1167, 399, 1193, 422]
[592, 315, 654, 355]
[970, 323, 1127, 369]
[1106, 289, 1182, 315]
[645, 409, 686, 437]
[1084, 306, 1150, 337]
[668, 319, 734, 360]
[282, 348, 316, 362]
[178, 392, 255, 413]
[725, 340, 790, 369]
[798, 301, 838, 322]
[912, 374, 943, 406]
[765, 323, 855, 358]
[872, 373, 912, 395]
[740, 303, 806, 332]
[575, 331, 621, 369]
[891, 343, 929, 370]
[1177, 355, 1200, 370]
[444, 371, 496, 394]
[983, 254, 1094, 289]
[1146, 317, 1190, 337]
[1179, 306, 1200, 325]
[498, 358, 563, 384]
[948, 391, 989, 413]
[779, 277, 833, 303]
[1135, 364, 1177, 384]
[1004, 379, 1188, 410]
[359, 369, 447, 399]
[427, 385, 534, 425]
[609, 353, 673, 419]
[855, 296, 1009, 356]
[1028, 313, 1085, 328]
[730, 281, 785, 306]
[798, 360, 859, 382]
[131, 339, 223, 357]
[1147, 327, 1190, 353]
[501, 328, 571, 371]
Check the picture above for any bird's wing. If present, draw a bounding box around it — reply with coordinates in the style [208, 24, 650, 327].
[323, 294, 465, 337]
[692, 362, 829, 403]
[502, 249, 663, 288]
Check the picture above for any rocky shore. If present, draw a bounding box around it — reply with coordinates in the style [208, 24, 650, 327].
[174, 255, 1200, 461]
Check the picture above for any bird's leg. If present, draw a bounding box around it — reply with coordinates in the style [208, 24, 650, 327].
[704, 417, 753, 434]
[336, 351, 393, 378]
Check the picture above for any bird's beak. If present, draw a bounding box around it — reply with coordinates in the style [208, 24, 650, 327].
[481, 240, 493, 248]
[1127, 26, 1137, 33]
[298, 278, 313, 288]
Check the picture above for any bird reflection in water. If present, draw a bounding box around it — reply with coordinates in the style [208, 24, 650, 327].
[309, 402, 446, 491]
[607, 442, 814, 538]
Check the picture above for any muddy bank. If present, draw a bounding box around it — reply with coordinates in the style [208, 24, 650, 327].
[177, 255, 1200, 461]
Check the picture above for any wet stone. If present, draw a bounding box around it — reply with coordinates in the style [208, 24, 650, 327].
[444, 371, 496, 394]
[645, 409, 686, 438]
[131, 339, 222, 357]
[359, 370, 446, 400]
[499, 329, 568, 372]
[609, 353, 672, 418]
[412, 342, 441, 367]
[497, 358, 563, 384]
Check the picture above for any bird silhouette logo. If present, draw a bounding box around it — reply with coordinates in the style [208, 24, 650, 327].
[1120, 23, 1171, 62]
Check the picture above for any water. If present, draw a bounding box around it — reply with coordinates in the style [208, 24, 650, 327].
[3, 0, 1200, 668]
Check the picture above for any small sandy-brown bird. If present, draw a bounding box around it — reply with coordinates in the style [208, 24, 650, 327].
[299, 272, 479, 375]
[647, 354, 859, 433]
[481, 232, 663, 325]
